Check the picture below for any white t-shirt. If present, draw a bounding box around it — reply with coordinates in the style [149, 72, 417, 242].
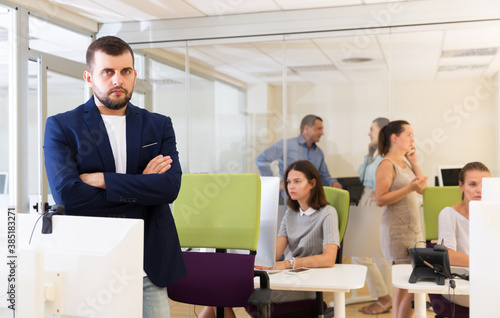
[101, 114, 127, 173]
[437, 206, 469, 254]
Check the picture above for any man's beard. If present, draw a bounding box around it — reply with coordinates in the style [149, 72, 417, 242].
[94, 86, 133, 110]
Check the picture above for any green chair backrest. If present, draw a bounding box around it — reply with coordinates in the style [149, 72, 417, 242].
[323, 187, 350, 243]
[423, 186, 462, 241]
[172, 173, 261, 251]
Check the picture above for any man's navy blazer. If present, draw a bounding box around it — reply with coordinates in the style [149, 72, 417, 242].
[43, 97, 186, 287]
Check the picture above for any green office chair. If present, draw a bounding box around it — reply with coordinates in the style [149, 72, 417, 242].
[167, 173, 270, 318]
[323, 186, 350, 258]
[423, 186, 469, 318]
[422, 186, 462, 244]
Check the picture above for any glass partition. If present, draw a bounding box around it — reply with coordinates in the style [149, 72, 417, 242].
[389, 22, 500, 182]
[0, 6, 11, 209]
[150, 56, 188, 171]
[188, 23, 498, 181]
[280, 31, 392, 182]
[29, 16, 91, 63]
[139, 20, 500, 180]
[28, 67, 85, 210]
[184, 38, 285, 175]
[21, 13, 499, 190]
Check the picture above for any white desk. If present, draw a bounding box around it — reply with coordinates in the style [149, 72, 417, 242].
[392, 264, 469, 318]
[255, 264, 367, 318]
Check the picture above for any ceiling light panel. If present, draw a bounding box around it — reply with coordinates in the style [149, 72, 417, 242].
[441, 47, 497, 58]
[185, 0, 280, 16]
[273, 0, 362, 10]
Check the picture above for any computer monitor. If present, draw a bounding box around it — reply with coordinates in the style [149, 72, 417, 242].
[437, 165, 463, 186]
[254, 176, 280, 267]
[8, 213, 144, 317]
[336, 177, 363, 205]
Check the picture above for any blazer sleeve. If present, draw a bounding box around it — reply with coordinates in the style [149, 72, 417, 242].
[44, 116, 108, 211]
[103, 116, 182, 206]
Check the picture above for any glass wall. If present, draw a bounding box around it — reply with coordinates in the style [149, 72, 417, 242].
[7, 3, 500, 215]
[148, 21, 499, 182]
[282, 30, 391, 181]
[150, 57, 188, 170]
[179, 38, 285, 176]
[27, 16, 91, 212]
[29, 15, 91, 63]
[0, 5, 11, 209]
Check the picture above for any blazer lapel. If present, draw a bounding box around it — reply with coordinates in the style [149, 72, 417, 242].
[82, 97, 116, 173]
[126, 104, 142, 174]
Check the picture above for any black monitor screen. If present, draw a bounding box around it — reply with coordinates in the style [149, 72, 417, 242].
[336, 177, 363, 205]
[440, 168, 461, 186]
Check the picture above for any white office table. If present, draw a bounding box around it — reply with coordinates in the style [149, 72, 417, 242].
[255, 264, 367, 318]
[392, 264, 469, 318]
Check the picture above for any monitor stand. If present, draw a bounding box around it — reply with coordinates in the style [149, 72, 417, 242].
[409, 266, 446, 285]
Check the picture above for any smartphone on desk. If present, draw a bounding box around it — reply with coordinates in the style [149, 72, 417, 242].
[286, 267, 310, 275]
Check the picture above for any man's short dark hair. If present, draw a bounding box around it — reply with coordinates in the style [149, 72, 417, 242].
[300, 114, 323, 132]
[86, 36, 135, 72]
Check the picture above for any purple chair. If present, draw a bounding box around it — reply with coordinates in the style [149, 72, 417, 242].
[168, 251, 270, 317]
[167, 173, 270, 318]
[428, 294, 469, 318]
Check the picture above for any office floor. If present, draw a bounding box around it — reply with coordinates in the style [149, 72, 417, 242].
[169, 288, 437, 318]
[169, 258, 437, 318]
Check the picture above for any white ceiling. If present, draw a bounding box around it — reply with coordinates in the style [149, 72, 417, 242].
[46, 0, 417, 23]
[5, 0, 500, 84]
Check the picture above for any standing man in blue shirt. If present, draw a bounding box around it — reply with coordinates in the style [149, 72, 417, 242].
[256, 114, 342, 191]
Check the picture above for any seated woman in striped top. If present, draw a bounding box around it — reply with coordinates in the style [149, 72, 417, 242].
[257, 159, 340, 303]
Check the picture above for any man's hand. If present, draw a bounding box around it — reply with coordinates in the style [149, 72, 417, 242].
[330, 181, 342, 189]
[80, 172, 106, 189]
[142, 155, 172, 175]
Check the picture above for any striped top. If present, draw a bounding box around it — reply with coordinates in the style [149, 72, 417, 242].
[278, 204, 340, 259]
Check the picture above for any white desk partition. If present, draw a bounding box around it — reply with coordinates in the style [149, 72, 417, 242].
[481, 177, 500, 202]
[10, 213, 144, 318]
[469, 177, 500, 317]
[470, 201, 500, 318]
[255, 176, 280, 267]
[343, 206, 384, 258]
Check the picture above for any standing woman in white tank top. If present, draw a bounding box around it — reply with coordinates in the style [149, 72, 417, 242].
[373, 120, 428, 318]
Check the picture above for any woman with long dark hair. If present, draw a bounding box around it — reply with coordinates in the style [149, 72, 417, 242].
[258, 160, 340, 303]
[374, 120, 428, 318]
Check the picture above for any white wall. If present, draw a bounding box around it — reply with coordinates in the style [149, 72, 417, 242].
[257, 76, 498, 182]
